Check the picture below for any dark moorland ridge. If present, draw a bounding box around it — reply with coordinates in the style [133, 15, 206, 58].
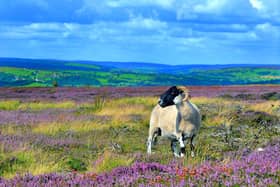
[0, 58, 280, 87]
[0, 85, 279, 102]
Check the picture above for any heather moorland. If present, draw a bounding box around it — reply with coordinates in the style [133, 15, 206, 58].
[0, 86, 279, 186]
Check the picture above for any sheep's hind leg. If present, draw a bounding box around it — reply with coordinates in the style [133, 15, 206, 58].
[190, 135, 196, 157]
[147, 136, 153, 155]
[147, 128, 161, 155]
[152, 128, 161, 145]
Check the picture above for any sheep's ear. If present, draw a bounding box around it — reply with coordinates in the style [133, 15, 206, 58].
[177, 86, 188, 93]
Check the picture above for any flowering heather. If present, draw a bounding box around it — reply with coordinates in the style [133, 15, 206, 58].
[0, 86, 279, 102]
[0, 134, 26, 151]
[0, 134, 83, 152]
[0, 140, 279, 186]
[0, 110, 96, 126]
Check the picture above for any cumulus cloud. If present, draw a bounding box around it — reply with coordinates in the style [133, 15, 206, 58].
[25, 23, 63, 31]
[0, 23, 80, 40]
[77, 0, 108, 14]
[172, 0, 247, 20]
[255, 22, 280, 39]
[248, 0, 280, 21]
[249, 0, 264, 10]
[179, 37, 205, 48]
[77, 0, 174, 15]
[124, 15, 167, 30]
[256, 23, 272, 31]
[193, 0, 228, 13]
[106, 0, 175, 8]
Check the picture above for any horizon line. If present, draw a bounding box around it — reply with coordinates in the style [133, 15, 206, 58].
[0, 56, 279, 66]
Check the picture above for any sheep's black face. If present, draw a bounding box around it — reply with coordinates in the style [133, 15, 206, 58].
[158, 86, 182, 107]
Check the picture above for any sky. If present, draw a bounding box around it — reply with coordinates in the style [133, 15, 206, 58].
[0, 0, 279, 65]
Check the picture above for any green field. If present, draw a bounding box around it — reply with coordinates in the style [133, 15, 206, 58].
[0, 66, 279, 87]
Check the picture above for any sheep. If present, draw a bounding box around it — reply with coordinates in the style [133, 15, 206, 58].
[147, 86, 201, 157]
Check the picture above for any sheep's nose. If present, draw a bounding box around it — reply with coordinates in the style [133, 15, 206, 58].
[158, 99, 164, 106]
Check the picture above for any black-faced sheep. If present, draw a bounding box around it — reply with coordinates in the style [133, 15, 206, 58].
[147, 86, 201, 157]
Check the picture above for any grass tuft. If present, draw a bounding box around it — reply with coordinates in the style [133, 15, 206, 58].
[0, 100, 21, 110]
[92, 151, 134, 173]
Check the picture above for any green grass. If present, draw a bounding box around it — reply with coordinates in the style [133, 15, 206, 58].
[0, 100, 21, 110]
[0, 67, 34, 77]
[0, 66, 279, 87]
[191, 67, 280, 84]
[25, 82, 48, 87]
[19, 101, 76, 111]
[91, 151, 134, 173]
[0, 152, 34, 178]
[0, 100, 76, 111]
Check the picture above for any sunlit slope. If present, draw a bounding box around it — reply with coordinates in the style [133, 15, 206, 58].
[0, 58, 279, 86]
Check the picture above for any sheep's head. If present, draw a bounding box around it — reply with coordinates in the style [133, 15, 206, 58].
[173, 86, 190, 104]
[158, 86, 189, 107]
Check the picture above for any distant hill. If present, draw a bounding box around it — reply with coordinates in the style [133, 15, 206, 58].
[0, 58, 279, 87]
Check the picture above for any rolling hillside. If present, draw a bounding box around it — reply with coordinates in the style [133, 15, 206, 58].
[0, 58, 279, 87]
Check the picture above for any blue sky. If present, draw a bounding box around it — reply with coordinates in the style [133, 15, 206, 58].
[0, 0, 279, 64]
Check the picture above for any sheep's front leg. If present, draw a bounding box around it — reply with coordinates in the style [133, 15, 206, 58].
[171, 140, 181, 157]
[190, 135, 196, 157]
[178, 135, 186, 157]
[173, 132, 185, 157]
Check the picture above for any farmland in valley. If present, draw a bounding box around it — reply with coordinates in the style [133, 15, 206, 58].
[1, 58, 280, 87]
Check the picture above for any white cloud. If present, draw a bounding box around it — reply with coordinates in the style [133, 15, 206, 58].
[253, 0, 280, 20]
[107, 0, 175, 8]
[124, 15, 167, 30]
[231, 24, 249, 31]
[180, 37, 205, 47]
[63, 23, 79, 31]
[256, 23, 271, 31]
[247, 31, 258, 40]
[249, 0, 264, 10]
[0, 23, 80, 40]
[194, 0, 228, 13]
[78, 0, 175, 15]
[255, 22, 280, 38]
[77, 0, 109, 14]
[25, 23, 62, 31]
[174, 0, 233, 20]
[76, 0, 280, 24]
